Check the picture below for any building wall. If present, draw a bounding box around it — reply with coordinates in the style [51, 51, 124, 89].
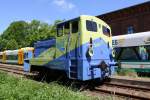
[97, 1, 150, 36]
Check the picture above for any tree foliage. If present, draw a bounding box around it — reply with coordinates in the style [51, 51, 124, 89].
[0, 20, 62, 51]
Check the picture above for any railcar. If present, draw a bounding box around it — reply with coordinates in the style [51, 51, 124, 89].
[112, 31, 150, 73]
[0, 52, 3, 63]
[3, 50, 20, 64]
[25, 15, 115, 81]
[0, 47, 34, 71]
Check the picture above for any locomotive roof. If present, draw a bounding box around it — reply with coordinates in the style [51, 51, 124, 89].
[57, 17, 79, 26]
[57, 15, 99, 25]
[57, 15, 110, 29]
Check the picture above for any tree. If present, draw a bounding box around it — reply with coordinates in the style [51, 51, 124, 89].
[0, 38, 8, 51]
[6, 39, 19, 50]
[0, 19, 62, 50]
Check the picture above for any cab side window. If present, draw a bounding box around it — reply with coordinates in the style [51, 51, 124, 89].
[72, 21, 78, 33]
[64, 22, 70, 34]
[57, 24, 63, 37]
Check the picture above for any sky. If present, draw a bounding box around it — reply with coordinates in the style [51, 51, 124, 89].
[0, 0, 149, 34]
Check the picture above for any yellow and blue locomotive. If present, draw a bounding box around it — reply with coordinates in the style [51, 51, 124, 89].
[25, 15, 115, 81]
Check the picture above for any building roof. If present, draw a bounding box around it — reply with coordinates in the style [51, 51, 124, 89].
[97, 1, 150, 18]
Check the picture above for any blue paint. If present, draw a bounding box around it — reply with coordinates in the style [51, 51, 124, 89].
[24, 51, 34, 72]
[34, 39, 56, 57]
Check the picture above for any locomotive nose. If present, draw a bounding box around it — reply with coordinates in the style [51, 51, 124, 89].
[99, 61, 108, 71]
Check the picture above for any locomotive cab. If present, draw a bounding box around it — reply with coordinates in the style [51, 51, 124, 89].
[55, 15, 114, 80]
[80, 16, 114, 80]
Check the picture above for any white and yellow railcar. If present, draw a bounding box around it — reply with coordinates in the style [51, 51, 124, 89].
[18, 47, 34, 64]
[112, 31, 150, 73]
[0, 52, 3, 63]
[3, 50, 20, 64]
[2, 47, 34, 65]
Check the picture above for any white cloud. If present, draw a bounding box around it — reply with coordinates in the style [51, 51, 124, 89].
[53, 0, 76, 11]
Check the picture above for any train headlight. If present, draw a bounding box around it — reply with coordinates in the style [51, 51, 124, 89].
[112, 49, 115, 58]
[88, 46, 94, 57]
[88, 37, 94, 57]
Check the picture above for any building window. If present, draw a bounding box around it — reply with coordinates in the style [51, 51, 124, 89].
[127, 26, 134, 34]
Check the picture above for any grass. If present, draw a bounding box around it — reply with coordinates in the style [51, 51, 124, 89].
[0, 71, 122, 100]
[116, 68, 138, 77]
[0, 72, 100, 100]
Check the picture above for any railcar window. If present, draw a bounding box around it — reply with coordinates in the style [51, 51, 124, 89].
[0, 55, 2, 59]
[102, 26, 110, 36]
[117, 46, 150, 61]
[86, 20, 97, 32]
[6, 55, 18, 60]
[72, 21, 78, 33]
[24, 53, 28, 59]
[120, 48, 138, 60]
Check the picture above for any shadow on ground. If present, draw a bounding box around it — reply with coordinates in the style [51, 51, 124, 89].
[27, 66, 108, 91]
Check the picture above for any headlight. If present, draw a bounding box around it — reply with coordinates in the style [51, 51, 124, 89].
[112, 49, 115, 58]
[88, 46, 94, 57]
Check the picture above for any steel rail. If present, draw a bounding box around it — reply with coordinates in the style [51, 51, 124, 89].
[104, 82, 150, 91]
[94, 87, 150, 100]
[0, 64, 37, 76]
[94, 81, 150, 100]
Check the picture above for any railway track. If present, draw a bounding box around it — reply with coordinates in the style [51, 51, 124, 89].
[0, 64, 37, 76]
[1, 64, 150, 99]
[93, 79, 150, 100]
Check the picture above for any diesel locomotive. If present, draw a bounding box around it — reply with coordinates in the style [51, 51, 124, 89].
[25, 15, 115, 81]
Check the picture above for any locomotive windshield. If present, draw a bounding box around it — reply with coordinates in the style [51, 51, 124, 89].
[72, 21, 78, 33]
[86, 20, 97, 32]
[103, 26, 110, 36]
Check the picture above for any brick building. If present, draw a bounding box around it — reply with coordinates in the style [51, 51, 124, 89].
[97, 1, 150, 36]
